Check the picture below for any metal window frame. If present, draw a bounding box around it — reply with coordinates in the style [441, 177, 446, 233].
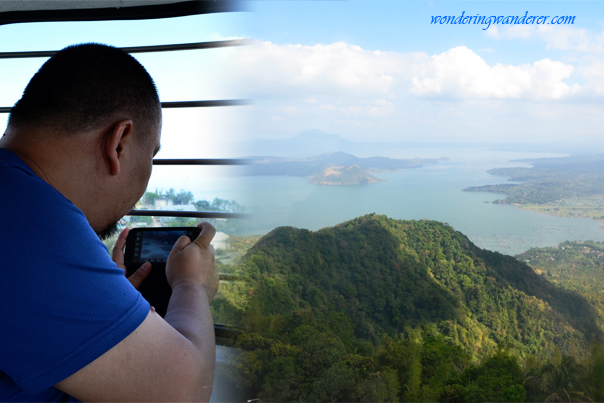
[0, 39, 249, 59]
[0, 2, 247, 340]
[0, 1, 245, 26]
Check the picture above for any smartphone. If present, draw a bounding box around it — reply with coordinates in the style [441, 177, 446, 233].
[124, 227, 201, 316]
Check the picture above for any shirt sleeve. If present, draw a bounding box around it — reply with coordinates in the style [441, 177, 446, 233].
[0, 165, 150, 395]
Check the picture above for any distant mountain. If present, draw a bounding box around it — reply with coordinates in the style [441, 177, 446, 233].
[309, 164, 384, 185]
[245, 151, 444, 185]
[243, 129, 604, 159]
[240, 214, 601, 356]
[244, 129, 358, 157]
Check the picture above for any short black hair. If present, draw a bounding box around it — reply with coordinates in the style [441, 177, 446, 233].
[8, 43, 160, 134]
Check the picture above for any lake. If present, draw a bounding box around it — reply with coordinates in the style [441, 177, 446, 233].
[229, 148, 604, 256]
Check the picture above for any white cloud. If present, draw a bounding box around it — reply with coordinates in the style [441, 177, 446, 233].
[489, 25, 604, 53]
[235, 40, 604, 145]
[235, 40, 411, 98]
[410, 46, 578, 101]
[236, 41, 580, 102]
[484, 25, 604, 98]
[578, 61, 604, 96]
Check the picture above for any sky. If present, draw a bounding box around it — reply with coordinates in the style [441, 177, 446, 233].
[2, 1, 604, 198]
[0, 7, 249, 200]
[237, 1, 604, 152]
[0, 9, 250, 160]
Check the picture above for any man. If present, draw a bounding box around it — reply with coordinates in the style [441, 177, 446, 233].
[0, 43, 219, 401]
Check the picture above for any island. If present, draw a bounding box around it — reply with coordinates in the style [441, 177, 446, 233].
[308, 164, 384, 185]
[244, 151, 446, 185]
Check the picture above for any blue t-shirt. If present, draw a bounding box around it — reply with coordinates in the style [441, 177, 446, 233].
[0, 148, 150, 401]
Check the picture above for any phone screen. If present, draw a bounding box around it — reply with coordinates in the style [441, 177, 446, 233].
[131, 230, 187, 264]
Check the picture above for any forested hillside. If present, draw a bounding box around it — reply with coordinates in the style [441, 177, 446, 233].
[222, 215, 604, 401]
[518, 241, 604, 338]
[241, 215, 597, 352]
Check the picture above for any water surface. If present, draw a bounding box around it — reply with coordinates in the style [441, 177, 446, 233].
[235, 148, 604, 255]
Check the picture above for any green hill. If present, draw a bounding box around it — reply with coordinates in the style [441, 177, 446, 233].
[239, 215, 600, 355]
[226, 215, 604, 401]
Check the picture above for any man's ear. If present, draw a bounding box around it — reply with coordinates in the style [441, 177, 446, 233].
[104, 120, 134, 176]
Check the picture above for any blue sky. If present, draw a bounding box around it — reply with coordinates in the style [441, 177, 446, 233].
[249, 1, 604, 65]
[235, 1, 604, 151]
[3, 1, 604, 158]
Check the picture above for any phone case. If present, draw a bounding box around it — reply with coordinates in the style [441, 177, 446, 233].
[125, 227, 201, 316]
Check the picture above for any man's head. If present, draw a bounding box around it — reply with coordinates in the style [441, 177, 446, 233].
[1, 43, 162, 238]
[8, 43, 161, 136]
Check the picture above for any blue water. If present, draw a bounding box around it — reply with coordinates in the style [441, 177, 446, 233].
[234, 148, 604, 256]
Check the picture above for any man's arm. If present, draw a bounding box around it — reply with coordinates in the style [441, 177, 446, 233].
[55, 222, 219, 402]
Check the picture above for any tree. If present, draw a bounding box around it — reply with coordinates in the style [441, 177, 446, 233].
[539, 356, 592, 402]
[173, 190, 194, 205]
[441, 351, 525, 403]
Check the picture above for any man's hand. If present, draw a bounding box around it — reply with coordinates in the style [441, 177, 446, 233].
[166, 222, 219, 302]
[56, 223, 219, 401]
[112, 227, 152, 289]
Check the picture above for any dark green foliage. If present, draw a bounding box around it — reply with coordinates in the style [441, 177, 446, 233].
[225, 214, 604, 401]
[442, 351, 525, 403]
[236, 311, 464, 402]
[540, 356, 586, 398]
[476, 246, 602, 342]
[586, 344, 604, 400]
[242, 214, 594, 356]
[518, 241, 604, 332]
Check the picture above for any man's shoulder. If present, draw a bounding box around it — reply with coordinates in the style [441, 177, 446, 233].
[0, 148, 35, 176]
[1, 147, 59, 188]
[0, 147, 149, 397]
[0, 146, 109, 284]
[0, 148, 86, 225]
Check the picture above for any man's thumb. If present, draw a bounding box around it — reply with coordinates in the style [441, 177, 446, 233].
[128, 261, 151, 289]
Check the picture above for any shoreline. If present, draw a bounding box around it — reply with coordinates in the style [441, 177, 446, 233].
[508, 199, 604, 225]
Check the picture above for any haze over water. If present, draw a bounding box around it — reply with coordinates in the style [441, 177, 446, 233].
[235, 148, 604, 256]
